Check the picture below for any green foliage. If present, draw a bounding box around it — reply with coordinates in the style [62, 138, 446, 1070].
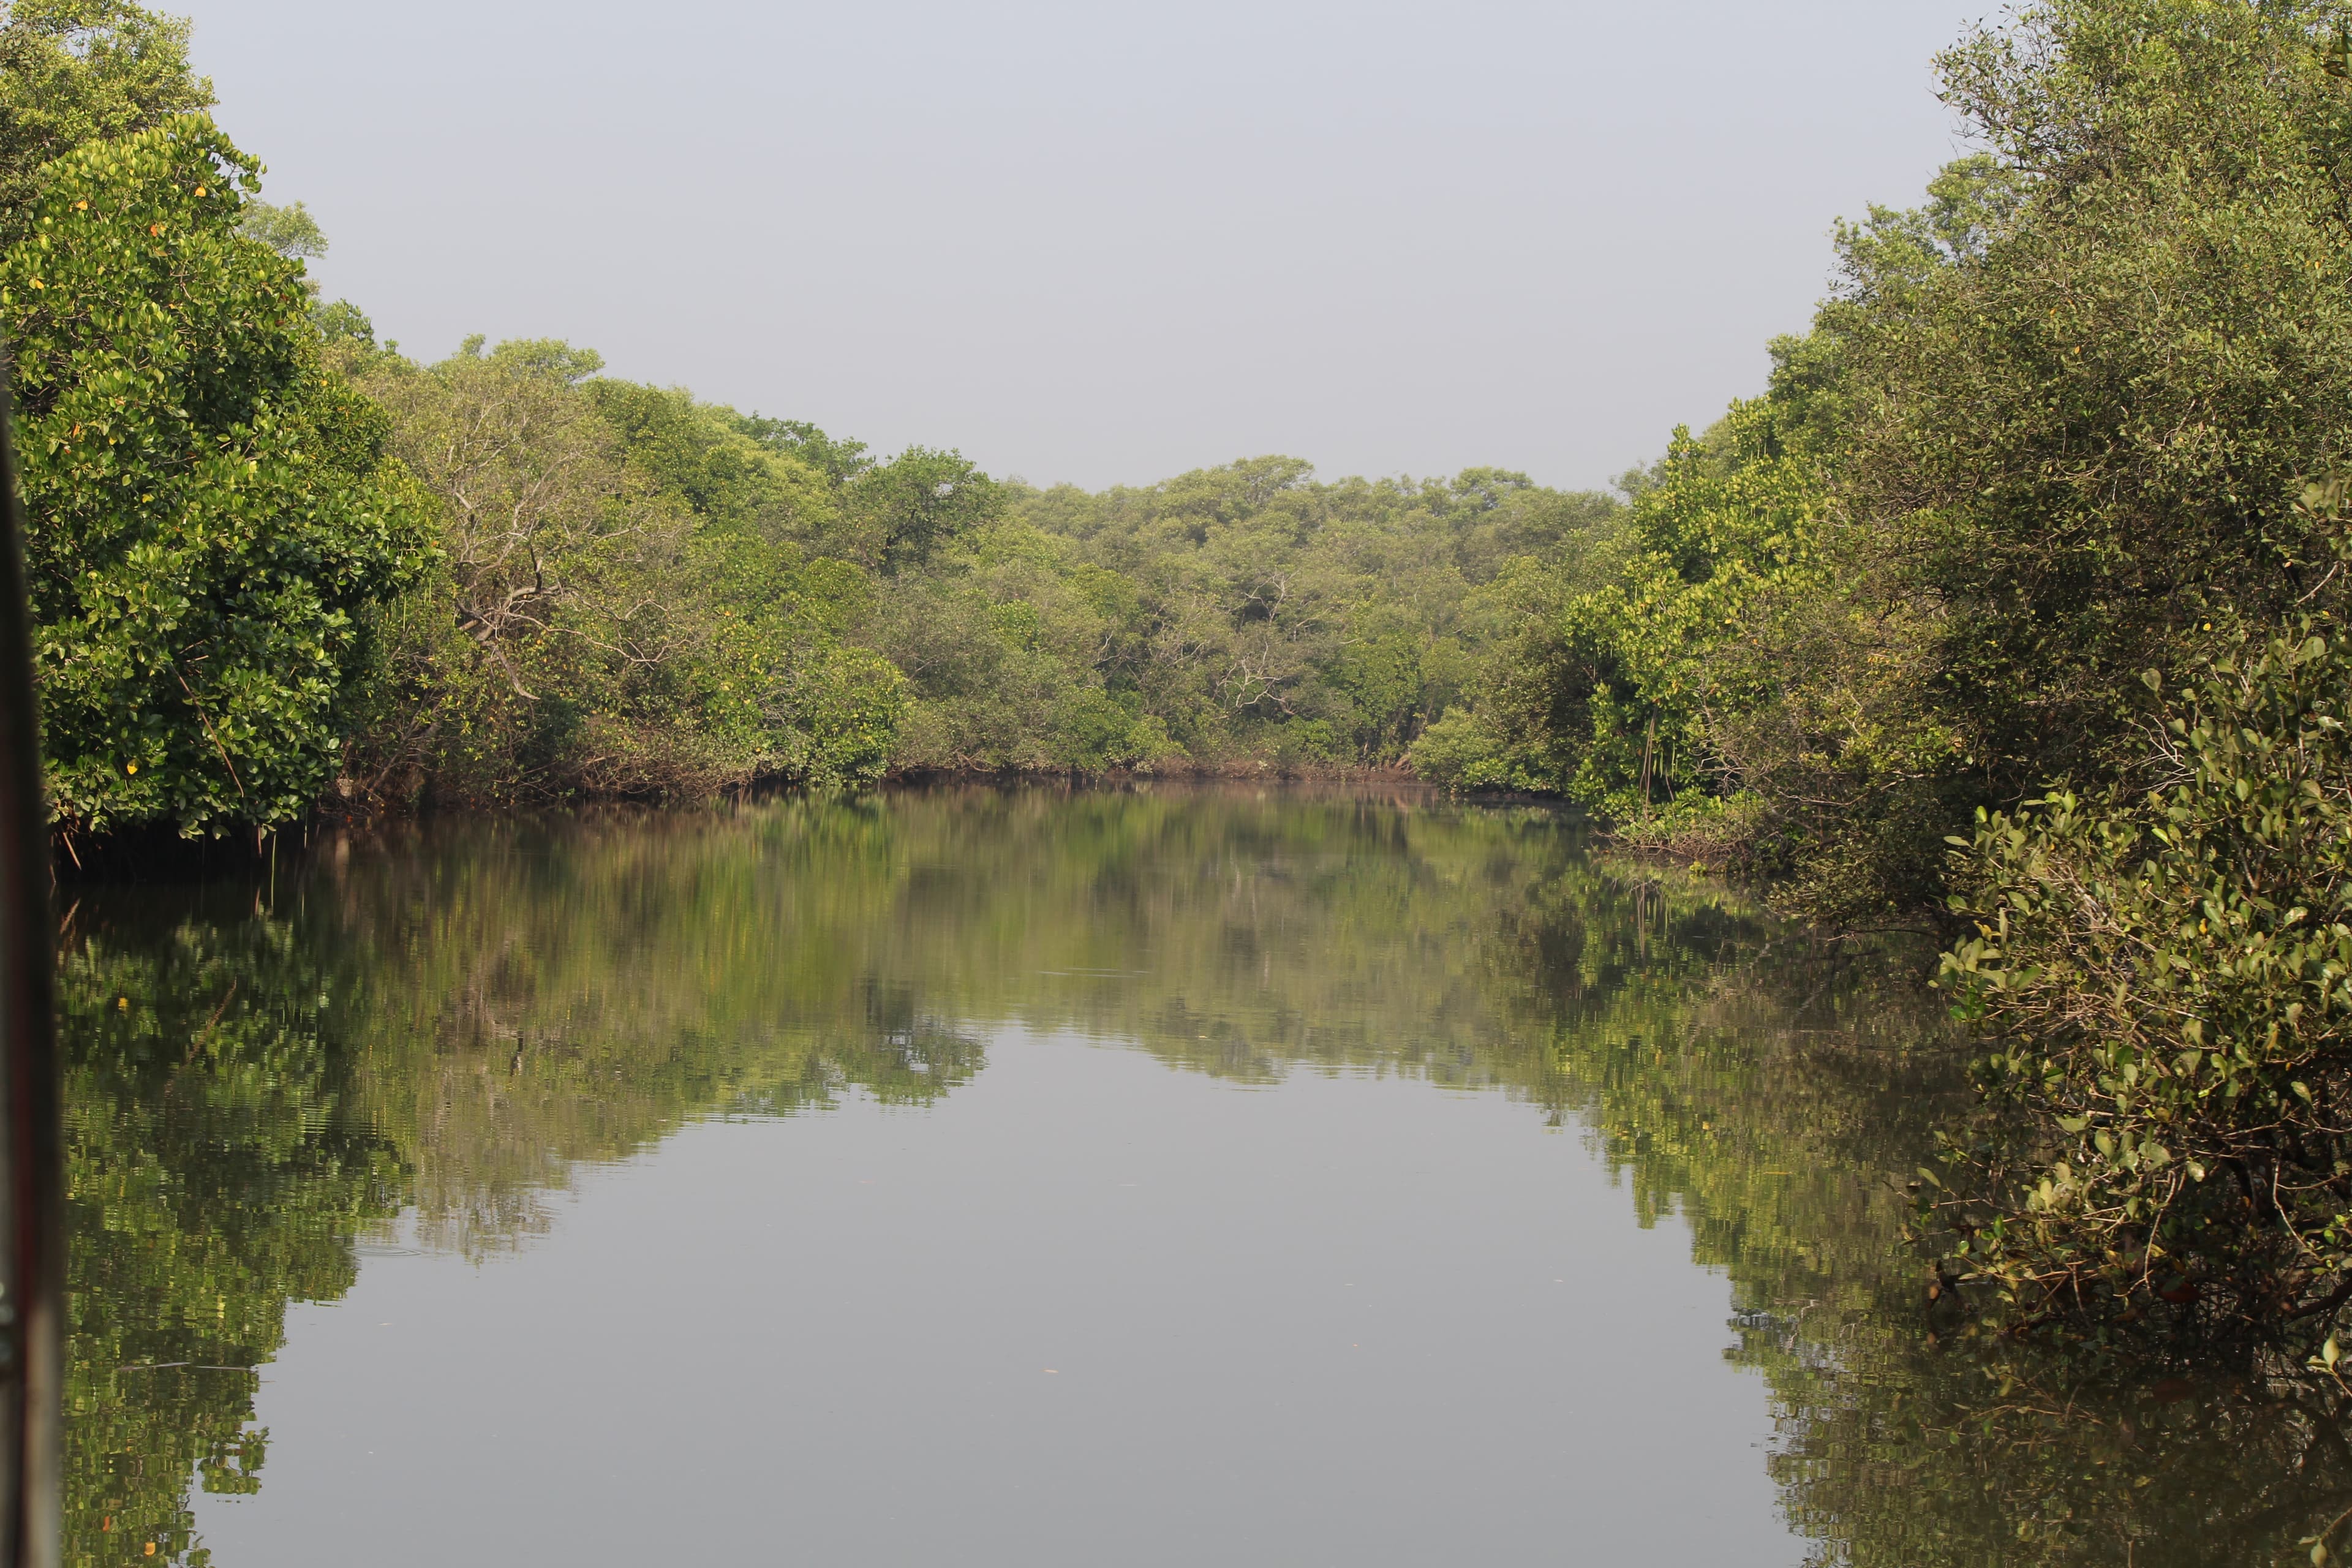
[865, 517, 1170, 771]
[1453, 0, 2352, 924]
[4, 118, 429, 838]
[233, 197, 323, 258]
[1439, 398, 1827, 818]
[1412, 0, 2352, 1334]
[729, 412, 870, 486]
[1871, 0, 2352, 1337]
[849, 445, 1005, 575]
[976, 458, 1622, 772]
[306, 296, 374, 348]
[1806, 0, 2352, 891]
[1936, 626, 2352, 1333]
[339, 342, 899, 802]
[582, 379, 838, 540]
[0, 0, 211, 223]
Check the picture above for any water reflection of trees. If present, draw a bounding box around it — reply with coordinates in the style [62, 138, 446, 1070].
[55, 786, 2352, 1565]
[58, 902, 404, 1568]
[1538, 891, 2352, 1564]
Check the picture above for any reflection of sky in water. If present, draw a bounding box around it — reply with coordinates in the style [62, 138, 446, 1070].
[198, 1028, 1800, 1567]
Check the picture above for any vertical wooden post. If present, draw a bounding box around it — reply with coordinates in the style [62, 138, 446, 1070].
[0, 345, 62, 1568]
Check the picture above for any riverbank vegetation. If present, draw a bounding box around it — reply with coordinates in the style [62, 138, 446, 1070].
[1407, 0, 2352, 1341]
[18, 0, 2352, 1344]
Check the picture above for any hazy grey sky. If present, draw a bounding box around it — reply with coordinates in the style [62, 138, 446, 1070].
[185, 1, 1990, 492]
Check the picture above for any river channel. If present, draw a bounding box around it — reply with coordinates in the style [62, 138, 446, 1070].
[52, 786, 2352, 1565]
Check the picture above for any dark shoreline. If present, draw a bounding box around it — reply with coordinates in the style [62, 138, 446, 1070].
[49, 770, 1576, 884]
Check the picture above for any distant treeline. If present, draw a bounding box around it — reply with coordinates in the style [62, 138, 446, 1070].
[324, 326, 1629, 810]
[0, 1, 1632, 838]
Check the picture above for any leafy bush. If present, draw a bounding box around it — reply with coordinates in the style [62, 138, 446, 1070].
[1937, 626, 2352, 1335]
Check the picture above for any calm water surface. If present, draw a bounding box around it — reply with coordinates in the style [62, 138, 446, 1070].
[55, 788, 2352, 1566]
